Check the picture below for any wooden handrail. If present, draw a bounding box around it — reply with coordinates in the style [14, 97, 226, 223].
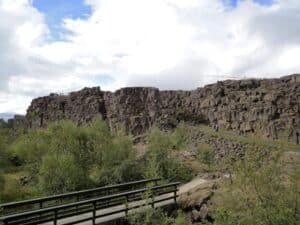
[0, 182, 180, 225]
[0, 178, 160, 215]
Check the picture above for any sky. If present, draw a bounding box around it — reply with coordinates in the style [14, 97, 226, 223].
[0, 0, 300, 115]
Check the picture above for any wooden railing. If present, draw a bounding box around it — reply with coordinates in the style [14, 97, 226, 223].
[0, 181, 179, 225]
[0, 178, 160, 216]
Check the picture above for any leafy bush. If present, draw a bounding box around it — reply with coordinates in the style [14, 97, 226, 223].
[0, 173, 5, 203]
[144, 127, 192, 183]
[39, 153, 88, 194]
[92, 130, 143, 185]
[129, 208, 173, 225]
[170, 122, 190, 150]
[128, 208, 186, 225]
[0, 174, 4, 191]
[197, 142, 215, 165]
[214, 147, 300, 225]
[10, 118, 140, 195]
[0, 127, 14, 172]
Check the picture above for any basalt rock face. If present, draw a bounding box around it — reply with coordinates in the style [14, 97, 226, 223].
[26, 75, 300, 144]
[7, 115, 27, 129]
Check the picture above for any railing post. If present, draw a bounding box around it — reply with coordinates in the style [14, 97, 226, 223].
[125, 195, 129, 216]
[151, 189, 155, 208]
[93, 202, 96, 225]
[54, 210, 58, 225]
[174, 185, 177, 204]
[76, 195, 79, 213]
[39, 202, 43, 221]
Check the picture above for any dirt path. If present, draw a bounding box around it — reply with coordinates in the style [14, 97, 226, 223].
[178, 177, 210, 195]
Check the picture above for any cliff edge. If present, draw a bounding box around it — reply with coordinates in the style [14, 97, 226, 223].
[25, 74, 300, 144]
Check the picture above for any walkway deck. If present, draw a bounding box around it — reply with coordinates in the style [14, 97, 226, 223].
[42, 193, 174, 225]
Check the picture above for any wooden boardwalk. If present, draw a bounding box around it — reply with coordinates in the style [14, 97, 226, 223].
[42, 193, 174, 225]
[0, 179, 179, 225]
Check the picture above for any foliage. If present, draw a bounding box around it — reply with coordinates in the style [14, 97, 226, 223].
[128, 208, 186, 225]
[0, 173, 5, 203]
[144, 127, 192, 183]
[10, 118, 140, 195]
[129, 208, 173, 225]
[214, 146, 300, 225]
[0, 126, 14, 172]
[196, 142, 215, 165]
[0, 172, 39, 203]
[0, 174, 4, 191]
[170, 121, 190, 150]
[92, 130, 142, 185]
[0, 145, 9, 171]
[39, 153, 87, 194]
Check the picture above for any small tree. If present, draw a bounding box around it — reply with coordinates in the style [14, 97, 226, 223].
[144, 127, 192, 182]
[171, 122, 190, 150]
[39, 153, 87, 194]
[93, 130, 141, 185]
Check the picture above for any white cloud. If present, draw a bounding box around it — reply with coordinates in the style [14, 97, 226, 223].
[0, 0, 300, 114]
[278, 47, 300, 70]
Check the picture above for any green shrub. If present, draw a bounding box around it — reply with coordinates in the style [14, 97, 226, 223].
[215, 147, 300, 225]
[0, 127, 14, 172]
[197, 142, 215, 165]
[0, 173, 5, 203]
[10, 118, 140, 195]
[128, 208, 187, 225]
[0, 172, 37, 203]
[10, 119, 105, 180]
[0, 174, 4, 191]
[170, 122, 190, 150]
[144, 127, 192, 183]
[93, 131, 142, 185]
[128, 208, 173, 225]
[39, 153, 87, 194]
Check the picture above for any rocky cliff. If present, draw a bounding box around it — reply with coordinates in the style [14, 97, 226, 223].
[25, 74, 300, 144]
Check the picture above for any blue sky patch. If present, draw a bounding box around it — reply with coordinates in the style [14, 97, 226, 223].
[32, 0, 91, 40]
[32, 0, 274, 40]
[90, 75, 116, 86]
[224, 0, 273, 8]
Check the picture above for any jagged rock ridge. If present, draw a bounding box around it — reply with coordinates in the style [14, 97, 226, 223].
[25, 74, 300, 144]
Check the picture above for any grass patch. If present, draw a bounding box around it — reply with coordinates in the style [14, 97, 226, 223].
[1, 172, 38, 203]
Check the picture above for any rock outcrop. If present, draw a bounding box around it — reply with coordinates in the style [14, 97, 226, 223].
[25, 74, 300, 144]
[7, 115, 26, 129]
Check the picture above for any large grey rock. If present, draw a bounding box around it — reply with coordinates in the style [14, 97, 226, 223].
[25, 74, 300, 144]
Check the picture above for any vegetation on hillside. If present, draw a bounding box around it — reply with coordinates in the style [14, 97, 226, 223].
[0, 118, 192, 202]
[129, 208, 186, 225]
[0, 118, 299, 225]
[143, 127, 192, 182]
[214, 145, 299, 225]
[9, 119, 140, 195]
[129, 122, 299, 225]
